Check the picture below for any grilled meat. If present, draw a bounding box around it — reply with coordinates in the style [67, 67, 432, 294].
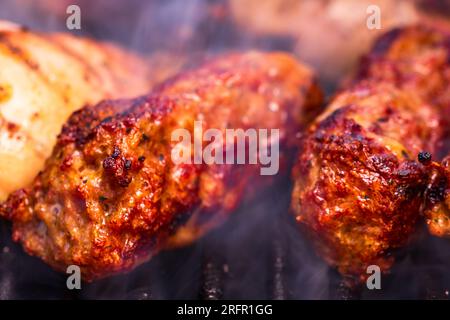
[291, 81, 439, 282]
[0, 21, 153, 201]
[423, 158, 450, 237]
[0, 52, 323, 280]
[291, 25, 450, 283]
[358, 25, 450, 157]
[229, 0, 420, 82]
[361, 25, 450, 240]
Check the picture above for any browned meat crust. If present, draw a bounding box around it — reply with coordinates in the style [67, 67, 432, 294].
[357, 25, 450, 157]
[0, 52, 323, 281]
[362, 26, 450, 244]
[292, 25, 450, 283]
[423, 158, 450, 237]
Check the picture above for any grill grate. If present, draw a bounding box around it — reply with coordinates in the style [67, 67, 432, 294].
[200, 258, 224, 300]
[1, 183, 449, 299]
[1, 217, 450, 299]
[271, 239, 286, 300]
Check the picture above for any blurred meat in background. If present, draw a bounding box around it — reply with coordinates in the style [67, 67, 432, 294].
[230, 0, 419, 82]
[1, 0, 437, 85]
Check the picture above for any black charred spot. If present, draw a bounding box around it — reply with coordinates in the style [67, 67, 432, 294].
[395, 184, 421, 200]
[426, 180, 446, 205]
[140, 133, 150, 144]
[314, 131, 325, 142]
[418, 151, 432, 165]
[125, 159, 132, 170]
[112, 146, 121, 159]
[52, 206, 60, 214]
[101, 116, 113, 123]
[98, 195, 110, 211]
[168, 211, 191, 232]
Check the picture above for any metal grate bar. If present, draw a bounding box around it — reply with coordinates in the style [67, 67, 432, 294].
[272, 239, 286, 300]
[200, 255, 224, 300]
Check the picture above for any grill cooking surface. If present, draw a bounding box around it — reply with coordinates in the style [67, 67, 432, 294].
[1, 182, 450, 299]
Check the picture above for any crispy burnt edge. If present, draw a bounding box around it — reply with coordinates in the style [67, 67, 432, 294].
[423, 156, 450, 237]
[356, 24, 450, 83]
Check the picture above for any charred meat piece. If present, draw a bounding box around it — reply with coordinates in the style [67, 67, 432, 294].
[361, 25, 450, 239]
[292, 25, 450, 283]
[291, 81, 440, 283]
[0, 52, 323, 281]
